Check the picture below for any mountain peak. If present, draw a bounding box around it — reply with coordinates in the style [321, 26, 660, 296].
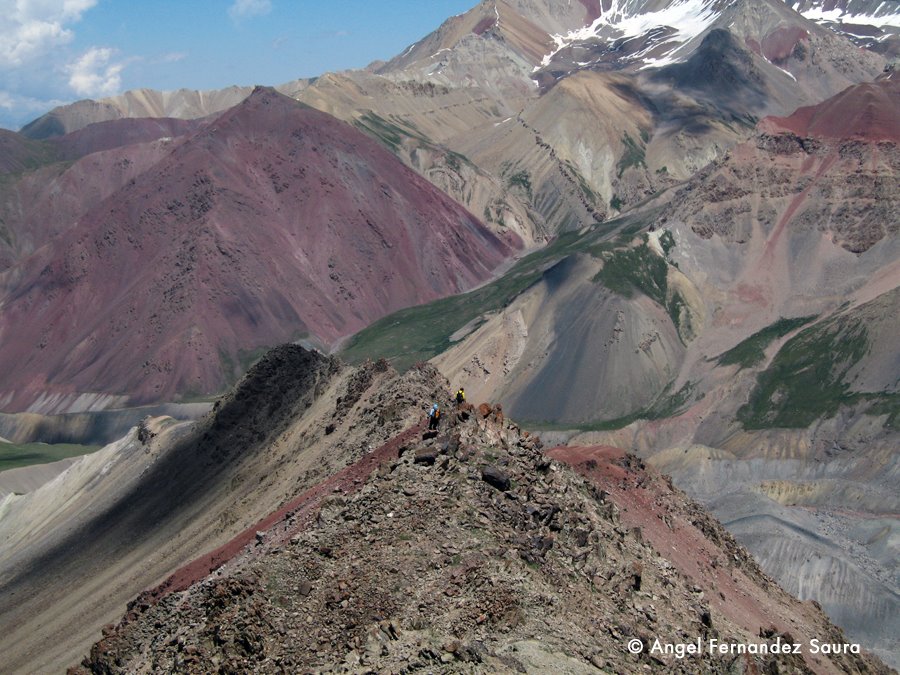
[759, 77, 900, 141]
[244, 84, 291, 103]
[0, 92, 514, 413]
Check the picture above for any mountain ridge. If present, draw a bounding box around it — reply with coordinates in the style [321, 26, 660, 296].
[0, 348, 873, 674]
[0, 1, 896, 669]
[0, 87, 516, 413]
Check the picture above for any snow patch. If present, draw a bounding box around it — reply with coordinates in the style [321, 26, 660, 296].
[538, 0, 721, 70]
[647, 229, 667, 257]
[775, 65, 796, 81]
[799, 3, 900, 28]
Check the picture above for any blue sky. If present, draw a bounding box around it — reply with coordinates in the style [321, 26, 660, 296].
[0, 0, 476, 131]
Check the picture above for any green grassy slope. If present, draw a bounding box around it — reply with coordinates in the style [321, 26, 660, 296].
[0, 442, 101, 472]
[717, 316, 817, 369]
[340, 214, 656, 371]
[738, 299, 899, 429]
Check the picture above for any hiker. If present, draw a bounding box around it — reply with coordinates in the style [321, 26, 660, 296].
[455, 387, 466, 406]
[428, 403, 441, 430]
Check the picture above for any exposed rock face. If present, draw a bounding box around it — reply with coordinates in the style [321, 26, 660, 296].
[665, 135, 899, 254]
[0, 87, 515, 413]
[360, 76, 900, 665]
[786, 0, 900, 55]
[14, 0, 888, 254]
[648, 29, 768, 114]
[360, 0, 886, 236]
[0, 349, 450, 673]
[662, 78, 900, 254]
[68, 385, 889, 673]
[377, 0, 557, 97]
[1, 4, 895, 670]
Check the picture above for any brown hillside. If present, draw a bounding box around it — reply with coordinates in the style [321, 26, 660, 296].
[69, 385, 890, 674]
[0, 87, 516, 413]
[760, 78, 900, 141]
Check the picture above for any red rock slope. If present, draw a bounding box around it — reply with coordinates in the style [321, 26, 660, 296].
[0, 87, 517, 412]
[759, 77, 900, 142]
[67, 405, 889, 673]
[0, 119, 203, 272]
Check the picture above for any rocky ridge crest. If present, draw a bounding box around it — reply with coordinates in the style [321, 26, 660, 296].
[73, 389, 890, 673]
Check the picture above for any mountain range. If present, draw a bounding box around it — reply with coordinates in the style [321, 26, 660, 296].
[0, 88, 515, 413]
[0, 0, 897, 670]
[1, 349, 892, 673]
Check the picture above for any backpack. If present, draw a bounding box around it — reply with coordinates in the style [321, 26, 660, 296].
[434, 408, 441, 420]
[456, 390, 464, 404]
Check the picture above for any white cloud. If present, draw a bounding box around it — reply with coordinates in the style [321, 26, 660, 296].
[0, 90, 17, 110]
[228, 0, 272, 21]
[0, 0, 99, 67]
[0, 88, 65, 111]
[0, 88, 69, 129]
[67, 47, 124, 97]
[159, 51, 188, 63]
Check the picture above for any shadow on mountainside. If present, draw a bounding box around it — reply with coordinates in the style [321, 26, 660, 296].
[0, 345, 340, 630]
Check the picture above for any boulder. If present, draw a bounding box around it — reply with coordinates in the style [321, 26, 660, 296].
[481, 465, 511, 491]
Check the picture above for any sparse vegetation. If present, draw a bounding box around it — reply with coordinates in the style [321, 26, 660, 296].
[666, 290, 687, 334]
[737, 312, 896, 428]
[499, 161, 534, 201]
[444, 150, 469, 173]
[616, 133, 646, 177]
[563, 159, 599, 206]
[0, 138, 63, 175]
[0, 441, 101, 472]
[524, 381, 698, 432]
[658, 230, 676, 257]
[353, 113, 405, 152]
[609, 194, 624, 211]
[867, 395, 900, 430]
[592, 238, 668, 307]
[341, 214, 655, 369]
[0, 220, 12, 247]
[341, 208, 698, 371]
[591, 234, 693, 340]
[353, 112, 429, 153]
[650, 380, 698, 419]
[506, 169, 532, 199]
[717, 316, 817, 370]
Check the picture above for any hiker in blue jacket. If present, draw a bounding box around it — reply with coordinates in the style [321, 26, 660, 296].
[427, 403, 441, 430]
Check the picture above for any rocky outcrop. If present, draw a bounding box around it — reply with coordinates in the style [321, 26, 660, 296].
[71, 394, 889, 673]
[660, 81, 900, 255]
[0, 350, 448, 673]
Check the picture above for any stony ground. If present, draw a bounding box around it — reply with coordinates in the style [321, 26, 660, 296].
[71, 392, 891, 674]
